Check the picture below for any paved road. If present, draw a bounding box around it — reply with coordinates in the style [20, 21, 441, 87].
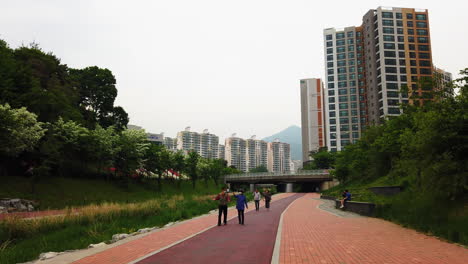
[136, 194, 304, 264]
[278, 193, 468, 264]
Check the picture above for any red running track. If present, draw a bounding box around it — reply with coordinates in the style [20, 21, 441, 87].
[136, 193, 304, 264]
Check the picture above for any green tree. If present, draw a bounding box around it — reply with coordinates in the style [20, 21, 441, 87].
[185, 151, 200, 188]
[114, 129, 149, 182]
[145, 144, 172, 190]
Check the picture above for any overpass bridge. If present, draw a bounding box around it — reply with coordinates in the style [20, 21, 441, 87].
[224, 170, 337, 192]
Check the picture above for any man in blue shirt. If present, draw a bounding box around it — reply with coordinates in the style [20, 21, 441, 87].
[233, 189, 248, 225]
[340, 190, 351, 208]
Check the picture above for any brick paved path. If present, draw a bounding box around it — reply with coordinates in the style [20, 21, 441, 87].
[72, 193, 295, 264]
[136, 193, 304, 264]
[278, 193, 468, 264]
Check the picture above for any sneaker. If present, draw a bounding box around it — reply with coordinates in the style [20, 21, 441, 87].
[340, 205, 344, 208]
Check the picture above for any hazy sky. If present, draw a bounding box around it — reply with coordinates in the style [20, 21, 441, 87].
[2, 0, 467, 141]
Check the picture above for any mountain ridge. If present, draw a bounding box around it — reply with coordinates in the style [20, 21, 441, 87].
[262, 125, 302, 161]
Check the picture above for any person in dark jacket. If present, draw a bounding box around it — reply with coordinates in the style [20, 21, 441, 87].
[233, 189, 249, 225]
[261, 189, 272, 210]
[214, 187, 231, 226]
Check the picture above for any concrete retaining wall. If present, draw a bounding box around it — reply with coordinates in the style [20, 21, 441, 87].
[335, 200, 375, 216]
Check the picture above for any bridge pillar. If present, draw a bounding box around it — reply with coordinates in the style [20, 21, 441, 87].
[250, 184, 255, 192]
[286, 183, 293, 193]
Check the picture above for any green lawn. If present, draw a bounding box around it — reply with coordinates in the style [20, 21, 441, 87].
[0, 176, 221, 209]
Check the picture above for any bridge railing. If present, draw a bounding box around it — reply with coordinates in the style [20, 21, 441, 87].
[224, 170, 330, 180]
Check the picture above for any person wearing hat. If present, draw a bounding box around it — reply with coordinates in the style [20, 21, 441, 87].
[232, 189, 248, 225]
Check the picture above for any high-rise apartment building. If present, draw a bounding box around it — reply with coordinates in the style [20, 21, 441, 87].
[217, 144, 225, 161]
[324, 6, 441, 151]
[300, 78, 326, 161]
[267, 140, 291, 173]
[225, 136, 247, 172]
[246, 136, 268, 171]
[200, 129, 219, 159]
[163, 137, 177, 152]
[176, 127, 219, 159]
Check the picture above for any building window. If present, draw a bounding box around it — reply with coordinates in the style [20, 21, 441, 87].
[383, 35, 395, 41]
[336, 40, 345, 46]
[328, 97, 335, 103]
[327, 62, 334, 68]
[410, 60, 417, 66]
[420, 68, 432, 75]
[336, 46, 345, 53]
[397, 28, 404, 35]
[418, 37, 429, 43]
[411, 68, 418, 74]
[419, 52, 430, 59]
[396, 13, 402, 19]
[383, 27, 394, 34]
[416, 21, 427, 28]
[329, 111, 336, 117]
[352, 124, 359, 131]
[326, 41, 333, 47]
[400, 67, 406, 73]
[329, 104, 336, 110]
[336, 32, 345, 39]
[330, 126, 336, 132]
[351, 117, 359, 123]
[330, 119, 336, 124]
[328, 83, 335, 89]
[416, 14, 427, 20]
[337, 60, 346, 67]
[347, 31, 354, 38]
[327, 55, 333, 61]
[328, 69, 334, 75]
[330, 141, 336, 146]
[418, 45, 430, 51]
[328, 76, 335, 81]
[351, 102, 358, 108]
[326, 34, 333, 40]
[341, 133, 350, 139]
[387, 91, 399, 98]
[330, 133, 336, 139]
[347, 39, 354, 45]
[384, 59, 397, 65]
[350, 88, 357, 94]
[337, 53, 346, 60]
[339, 103, 348, 109]
[338, 74, 347, 81]
[338, 89, 348, 95]
[382, 12, 393, 18]
[348, 45, 355, 51]
[397, 36, 404, 42]
[351, 109, 358, 116]
[388, 108, 401, 114]
[398, 43, 405, 50]
[386, 67, 397, 73]
[408, 36, 415, 43]
[408, 29, 414, 35]
[328, 90, 335, 96]
[339, 96, 348, 102]
[341, 140, 351, 146]
[407, 21, 414, 27]
[340, 125, 350, 131]
[382, 20, 394, 26]
[417, 29, 428, 36]
[406, 13, 413, 19]
[338, 81, 347, 88]
[384, 51, 396, 57]
[338, 67, 347, 73]
[327, 48, 333, 54]
[350, 95, 357, 101]
[396, 20, 403, 27]
[339, 110, 348, 116]
[419, 60, 431, 67]
[384, 43, 395, 49]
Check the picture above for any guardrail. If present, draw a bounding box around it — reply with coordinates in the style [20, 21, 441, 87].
[225, 170, 330, 180]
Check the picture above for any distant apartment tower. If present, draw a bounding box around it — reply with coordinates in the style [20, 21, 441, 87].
[267, 140, 291, 173]
[246, 136, 268, 171]
[300, 78, 326, 161]
[217, 145, 225, 161]
[324, 7, 439, 151]
[163, 137, 177, 152]
[147, 133, 164, 145]
[200, 129, 219, 159]
[177, 127, 201, 154]
[433, 66, 453, 90]
[176, 127, 220, 159]
[225, 136, 247, 172]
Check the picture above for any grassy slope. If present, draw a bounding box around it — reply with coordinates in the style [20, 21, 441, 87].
[0, 176, 227, 264]
[0, 176, 220, 209]
[322, 176, 468, 246]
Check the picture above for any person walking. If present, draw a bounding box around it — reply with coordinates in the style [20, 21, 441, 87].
[214, 187, 230, 226]
[262, 189, 272, 210]
[233, 189, 248, 225]
[253, 189, 261, 211]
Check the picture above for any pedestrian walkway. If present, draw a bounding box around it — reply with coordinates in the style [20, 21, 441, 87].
[71, 193, 295, 264]
[277, 193, 468, 264]
[136, 193, 304, 264]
